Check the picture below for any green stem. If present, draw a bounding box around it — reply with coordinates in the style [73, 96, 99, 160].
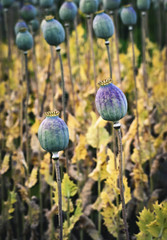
[74, 18, 81, 82]
[4, 8, 11, 60]
[56, 47, 66, 122]
[53, 154, 63, 240]
[105, 40, 112, 79]
[98, 172, 101, 236]
[129, 27, 141, 162]
[141, 11, 148, 91]
[65, 23, 75, 116]
[50, 158, 55, 237]
[24, 52, 30, 170]
[87, 15, 97, 93]
[50, 46, 57, 110]
[67, 196, 70, 240]
[114, 122, 129, 240]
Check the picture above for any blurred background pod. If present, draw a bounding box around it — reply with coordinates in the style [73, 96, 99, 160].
[164, 0, 167, 11]
[42, 15, 65, 46]
[137, 0, 151, 11]
[95, 79, 128, 122]
[38, 111, 69, 153]
[20, 4, 37, 22]
[120, 5, 137, 26]
[103, 0, 121, 11]
[93, 11, 114, 40]
[1, 0, 14, 8]
[39, 0, 53, 8]
[79, 0, 98, 15]
[16, 27, 33, 51]
[73, 0, 80, 7]
[59, 0, 78, 23]
[14, 20, 28, 35]
[29, 18, 40, 33]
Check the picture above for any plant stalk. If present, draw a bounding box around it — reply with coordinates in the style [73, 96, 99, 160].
[50, 46, 57, 110]
[4, 8, 11, 60]
[65, 23, 75, 116]
[24, 52, 30, 168]
[105, 40, 112, 78]
[87, 15, 97, 93]
[53, 154, 63, 240]
[141, 11, 148, 91]
[164, 11, 167, 82]
[56, 47, 66, 122]
[114, 122, 129, 240]
[74, 18, 81, 81]
[129, 27, 141, 160]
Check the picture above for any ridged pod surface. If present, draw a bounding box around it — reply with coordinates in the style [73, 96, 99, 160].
[20, 4, 37, 22]
[1, 0, 14, 8]
[15, 21, 27, 35]
[95, 79, 128, 122]
[93, 11, 114, 40]
[59, 1, 78, 22]
[79, 0, 97, 15]
[137, 0, 150, 11]
[39, 0, 53, 8]
[120, 5, 137, 26]
[38, 111, 69, 152]
[16, 29, 33, 51]
[103, 0, 121, 11]
[43, 16, 65, 46]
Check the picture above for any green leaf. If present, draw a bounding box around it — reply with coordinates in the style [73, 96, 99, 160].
[137, 207, 154, 233]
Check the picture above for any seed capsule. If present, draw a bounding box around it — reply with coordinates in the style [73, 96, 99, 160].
[20, 4, 37, 22]
[93, 11, 114, 40]
[1, 0, 14, 8]
[59, 1, 78, 23]
[80, 0, 98, 15]
[137, 0, 151, 11]
[103, 0, 121, 11]
[14, 20, 28, 35]
[95, 79, 128, 122]
[16, 28, 33, 51]
[38, 111, 69, 152]
[42, 15, 65, 46]
[120, 5, 137, 26]
[39, 0, 53, 8]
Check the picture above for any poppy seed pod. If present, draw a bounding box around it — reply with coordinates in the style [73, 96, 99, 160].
[2, 0, 14, 8]
[42, 16, 65, 46]
[14, 20, 28, 35]
[103, 0, 121, 11]
[165, 0, 167, 11]
[137, 0, 151, 11]
[20, 4, 37, 22]
[95, 79, 128, 122]
[73, 0, 80, 7]
[16, 28, 33, 51]
[38, 111, 69, 153]
[30, 18, 39, 32]
[59, 1, 78, 23]
[120, 5, 137, 26]
[93, 11, 114, 40]
[79, 0, 97, 15]
[39, 0, 53, 8]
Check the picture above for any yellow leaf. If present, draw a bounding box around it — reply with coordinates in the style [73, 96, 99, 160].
[25, 167, 38, 188]
[31, 119, 40, 134]
[68, 113, 80, 142]
[71, 135, 87, 163]
[0, 154, 10, 175]
[62, 173, 78, 198]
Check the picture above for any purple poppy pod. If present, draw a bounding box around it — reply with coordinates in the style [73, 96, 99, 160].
[38, 111, 69, 153]
[42, 15, 65, 46]
[95, 78, 128, 122]
[1, 0, 14, 8]
[93, 10, 114, 40]
[14, 20, 28, 35]
[20, 4, 37, 22]
[120, 5, 137, 26]
[59, 1, 78, 23]
[16, 27, 33, 51]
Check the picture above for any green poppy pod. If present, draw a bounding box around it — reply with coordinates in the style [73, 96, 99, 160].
[42, 15, 65, 46]
[1, 0, 14, 8]
[103, 0, 121, 11]
[16, 28, 33, 51]
[95, 79, 128, 122]
[14, 20, 28, 35]
[29, 18, 39, 32]
[73, 0, 80, 7]
[20, 4, 37, 22]
[120, 5, 137, 26]
[39, 0, 53, 8]
[79, 0, 98, 15]
[137, 0, 151, 11]
[165, 0, 167, 11]
[59, 1, 78, 23]
[93, 11, 114, 40]
[38, 111, 69, 153]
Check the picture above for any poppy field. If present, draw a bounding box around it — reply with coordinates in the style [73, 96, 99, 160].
[0, 0, 167, 239]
